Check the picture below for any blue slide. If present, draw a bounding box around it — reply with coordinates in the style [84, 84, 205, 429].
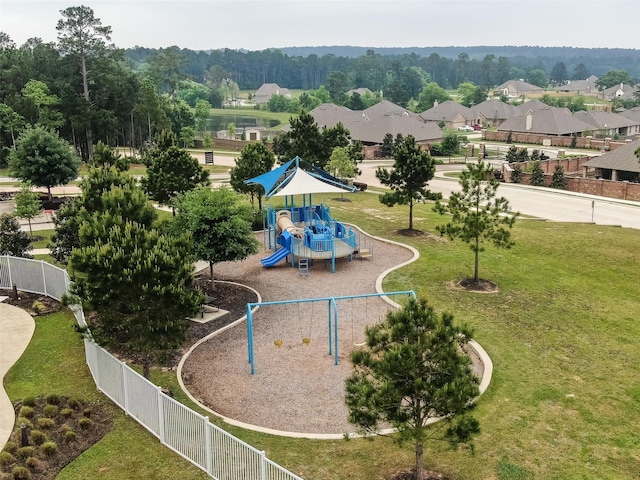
[261, 247, 289, 267]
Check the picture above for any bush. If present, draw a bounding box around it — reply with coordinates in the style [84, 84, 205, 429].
[64, 430, 76, 443]
[18, 406, 34, 419]
[36, 418, 55, 430]
[25, 456, 42, 471]
[21, 398, 36, 408]
[11, 465, 31, 479]
[78, 417, 93, 430]
[0, 451, 15, 466]
[3, 441, 17, 454]
[45, 394, 61, 405]
[60, 407, 74, 418]
[82, 408, 92, 418]
[16, 446, 35, 460]
[40, 441, 57, 456]
[67, 398, 80, 410]
[42, 405, 58, 418]
[29, 430, 46, 446]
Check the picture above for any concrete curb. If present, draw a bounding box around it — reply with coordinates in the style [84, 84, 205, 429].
[0, 303, 36, 449]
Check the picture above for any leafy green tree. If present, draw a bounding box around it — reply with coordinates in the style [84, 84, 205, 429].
[142, 145, 209, 211]
[529, 160, 546, 186]
[440, 132, 463, 161]
[376, 135, 440, 231]
[172, 187, 259, 288]
[0, 103, 25, 150]
[572, 63, 589, 80]
[595, 70, 634, 91]
[134, 79, 169, 145]
[20, 79, 63, 128]
[69, 215, 200, 378]
[57, 5, 113, 158]
[202, 131, 213, 149]
[226, 123, 236, 140]
[434, 161, 518, 283]
[550, 165, 567, 189]
[14, 182, 41, 237]
[550, 62, 568, 85]
[505, 145, 519, 162]
[510, 162, 524, 184]
[458, 82, 487, 107]
[145, 46, 187, 97]
[89, 141, 129, 172]
[528, 69, 549, 88]
[0, 213, 32, 257]
[9, 126, 81, 202]
[229, 142, 276, 210]
[325, 71, 350, 105]
[345, 296, 480, 480]
[416, 82, 451, 111]
[180, 126, 195, 148]
[194, 99, 211, 131]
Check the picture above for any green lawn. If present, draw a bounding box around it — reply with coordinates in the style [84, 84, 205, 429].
[5, 191, 639, 480]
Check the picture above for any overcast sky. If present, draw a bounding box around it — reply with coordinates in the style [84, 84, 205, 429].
[1, 0, 638, 51]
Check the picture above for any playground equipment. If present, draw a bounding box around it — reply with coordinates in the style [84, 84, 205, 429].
[246, 156, 365, 273]
[245, 291, 417, 374]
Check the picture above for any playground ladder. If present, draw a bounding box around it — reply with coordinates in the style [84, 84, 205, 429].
[298, 257, 309, 277]
[358, 242, 373, 260]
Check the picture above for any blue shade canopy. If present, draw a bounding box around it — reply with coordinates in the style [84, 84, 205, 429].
[245, 156, 356, 198]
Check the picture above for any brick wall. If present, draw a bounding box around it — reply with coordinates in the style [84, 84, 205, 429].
[483, 131, 629, 151]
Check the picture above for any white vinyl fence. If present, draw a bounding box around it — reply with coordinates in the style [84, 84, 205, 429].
[1, 256, 303, 480]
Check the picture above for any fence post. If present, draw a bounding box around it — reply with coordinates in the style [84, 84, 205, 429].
[204, 416, 212, 475]
[122, 362, 129, 415]
[157, 386, 165, 444]
[7, 256, 12, 287]
[261, 450, 267, 480]
[41, 260, 47, 296]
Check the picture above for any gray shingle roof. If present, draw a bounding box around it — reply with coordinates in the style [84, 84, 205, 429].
[470, 99, 520, 121]
[572, 110, 637, 130]
[496, 80, 544, 94]
[582, 139, 640, 173]
[617, 107, 640, 123]
[497, 107, 592, 135]
[254, 83, 291, 104]
[419, 100, 473, 122]
[309, 101, 442, 144]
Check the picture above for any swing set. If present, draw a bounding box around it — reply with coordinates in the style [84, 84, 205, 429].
[245, 290, 416, 374]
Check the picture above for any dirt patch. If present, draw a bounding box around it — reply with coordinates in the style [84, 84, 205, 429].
[0, 289, 63, 316]
[1, 396, 112, 480]
[388, 469, 454, 480]
[450, 278, 499, 294]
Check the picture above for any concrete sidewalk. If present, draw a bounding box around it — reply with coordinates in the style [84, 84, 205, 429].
[0, 303, 35, 449]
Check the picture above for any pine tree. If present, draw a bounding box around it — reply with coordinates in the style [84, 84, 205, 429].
[550, 164, 568, 189]
[529, 160, 546, 186]
[346, 297, 480, 480]
[510, 162, 524, 184]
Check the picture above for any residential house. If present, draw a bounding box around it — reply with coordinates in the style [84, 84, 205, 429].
[470, 99, 520, 127]
[497, 107, 592, 136]
[602, 83, 639, 101]
[308, 100, 442, 146]
[254, 83, 292, 105]
[554, 75, 599, 95]
[496, 80, 544, 98]
[346, 87, 373, 97]
[419, 100, 474, 129]
[572, 110, 638, 138]
[582, 138, 640, 182]
[616, 107, 640, 135]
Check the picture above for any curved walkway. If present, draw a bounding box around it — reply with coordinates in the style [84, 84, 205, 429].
[0, 303, 35, 448]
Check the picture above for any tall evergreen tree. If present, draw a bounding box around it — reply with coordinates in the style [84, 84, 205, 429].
[376, 135, 440, 231]
[550, 164, 567, 189]
[229, 142, 275, 210]
[529, 160, 546, 187]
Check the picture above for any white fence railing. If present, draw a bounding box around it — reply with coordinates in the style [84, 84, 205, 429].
[1, 255, 303, 480]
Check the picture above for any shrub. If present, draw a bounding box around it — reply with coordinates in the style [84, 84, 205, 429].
[78, 417, 93, 430]
[18, 406, 34, 418]
[82, 408, 92, 418]
[25, 456, 42, 471]
[0, 451, 15, 466]
[3, 441, 18, 453]
[29, 430, 46, 446]
[36, 418, 55, 430]
[64, 430, 76, 443]
[40, 441, 57, 456]
[67, 398, 80, 410]
[12, 465, 31, 479]
[16, 446, 35, 460]
[21, 398, 36, 407]
[42, 405, 58, 418]
[16, 418, 32, 429]
[45, 394, 61, 405]
[60, 407, 74, 418]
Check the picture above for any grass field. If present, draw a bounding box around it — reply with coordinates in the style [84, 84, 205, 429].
[5, 191, 639, 480]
